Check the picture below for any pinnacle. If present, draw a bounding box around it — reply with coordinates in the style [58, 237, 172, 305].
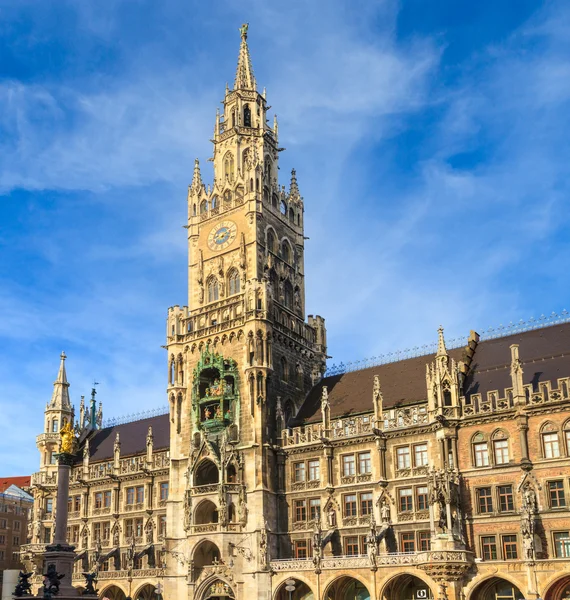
[289, 169, 300, 198]
[191, 158, 203, 190]
[436, 326, 447, 358]
[234, 23, 257, 91]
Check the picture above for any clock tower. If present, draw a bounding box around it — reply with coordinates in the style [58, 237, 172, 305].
[164, 24, 327, 600]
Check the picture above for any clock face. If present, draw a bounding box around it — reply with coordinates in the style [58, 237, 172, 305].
[207, 221, 238, 251]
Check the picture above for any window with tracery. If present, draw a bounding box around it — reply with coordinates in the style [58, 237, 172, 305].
[267, 229, 277, 253]
[200, 200, 208, 214]
[281, 240, 291, 263]
[224, 152, 234, 181]
[283, 280, 293, 309]
[228, 269, 240, 296]
[207, 277, 219, 303]
[243, 104, 251, 127]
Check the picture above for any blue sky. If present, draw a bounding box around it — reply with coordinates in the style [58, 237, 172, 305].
[1, 0, 569, 475]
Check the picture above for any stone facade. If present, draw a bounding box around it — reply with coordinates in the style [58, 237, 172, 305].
[21, 25, 570, 600]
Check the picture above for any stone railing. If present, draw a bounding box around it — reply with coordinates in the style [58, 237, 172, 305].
[31, 472, 57, 487]
[383, 406, 429, 430]
[271, 552, 421, 572]
[330, 416, 373, 439]
[120, 457, 146, 474]
[36, 432, 60, 445]
[282, 423, 323, 447]
[270, 558, 313, 571]
[416, 550, 473, 564]
[89, 462, 114, 479]
[191, 484, 218, 495]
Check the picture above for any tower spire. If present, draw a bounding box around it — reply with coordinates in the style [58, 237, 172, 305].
[234, 23, 257, 91]
[50, 351, 71, 410]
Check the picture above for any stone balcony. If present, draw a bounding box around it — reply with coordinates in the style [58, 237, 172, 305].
[270, 550, 473, 572]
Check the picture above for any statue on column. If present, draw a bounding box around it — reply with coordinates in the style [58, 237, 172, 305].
[258, 520, 269, 570]
[183, 490, 193, 532]
[312, 520, 322, 572]
[521, 484, 538, 560]
[366, 517, 378, 568]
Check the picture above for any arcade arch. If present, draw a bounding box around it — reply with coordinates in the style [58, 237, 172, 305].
[544, 575, 570, 600]
[274, 578, 315, 600]
[467, 577, 524, 600]
[133, 584, 159, 600]
[324, 575, 370, 600]
[193, 540, 221, 569]
[99, 584, 126, 600]
[381, 574, 435, 600]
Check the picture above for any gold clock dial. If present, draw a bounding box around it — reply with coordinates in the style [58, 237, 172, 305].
[207, 221, 238, 251]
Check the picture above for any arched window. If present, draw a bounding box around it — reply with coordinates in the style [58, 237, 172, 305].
[224, 152, 234, 181]
[443, 388, 452, 406]
[195, 460, 220, 486]
[263, 188, 269, 203]
[243, 104, 251, 127]
[541, 422, 561, 458]
[267, 229, 277, 253]
[289, 207, 295, 222]
[231, 109, 236, 128]
[228, 269, 240, 296]
[211, 195, 218, 210]
[281, 357, 289, 382]
[223, 190, 232, 208]
[272, 193, 278, 208]
[471, 432, 489, 467]
[264, 159, 272, 183]
[491, 430, 510, 465]
[281, 240, 291, 264]
[200, 200, 208, 214]
[283, 280, 293, 309]
[192, 204, 197, 216]
[280, 200, 287, 215]
[52, 419, 58, 433]
[207, 277, 219, 303]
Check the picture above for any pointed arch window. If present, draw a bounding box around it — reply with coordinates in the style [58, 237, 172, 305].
[200, 200, 208, 214]
[243, 104, 252, 127]
[192, 204, 197, 216]
[224, 152, 235, 181]
[281, 357, 289, 382]
[281, 240, 292, 264]
[283, 280, 293, 309]
[280, 200, 287, 215]
[228, 269, 240, 296]
[264, 159, 272, 183]
[267, 229, 277, 254]
[211, 196, 218, 210]
[289, 207, 295, 223]
[207, 277, 219, 303]
[284, 400, 294, 426]
[52, 419, 58, 433]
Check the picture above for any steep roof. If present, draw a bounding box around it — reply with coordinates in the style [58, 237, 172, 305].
[85, 414, 169, 462]
[296, 322, 570, 425]
[0, 476, 31, 493]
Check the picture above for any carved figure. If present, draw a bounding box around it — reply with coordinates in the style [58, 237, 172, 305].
[380, 500, 391, 523]
[523, 533, 535, 561]
[59, 421, 75, 454]
[183, 490, 192, 532]
[259, 521, 269, 570]
[312, 521, 322, 571]
[237, 486, 247, 525]
[326, 507, 336, 529]
[145, 519, 154, 544]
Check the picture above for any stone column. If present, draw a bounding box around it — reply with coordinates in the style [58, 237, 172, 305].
[53, 456, 72, 545]
[43, 452, 78, 597]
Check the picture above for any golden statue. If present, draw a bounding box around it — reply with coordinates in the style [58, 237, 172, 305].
[60, 421, 75, 454]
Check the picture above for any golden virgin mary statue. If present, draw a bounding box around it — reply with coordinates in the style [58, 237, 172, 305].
[59, 421, 75, 454]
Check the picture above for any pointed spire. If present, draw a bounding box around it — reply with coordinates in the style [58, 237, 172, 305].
[436, 325, 447, 358]
[191, 158, 203, 190]
[50, 351, 71, 410]
[289, 169, 300, 199]
[234, 23, 257, 91]
[273, 114, 279, 143]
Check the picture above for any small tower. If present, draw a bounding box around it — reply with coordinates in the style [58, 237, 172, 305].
[38, 352, 74, 471]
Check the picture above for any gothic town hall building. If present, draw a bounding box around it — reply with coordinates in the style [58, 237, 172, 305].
[22, 26, 570, 600]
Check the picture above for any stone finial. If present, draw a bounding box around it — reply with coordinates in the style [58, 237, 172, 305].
[321, 386, 330, 432]
[273, 114, 278, 142]
[289, 168, 300, 200]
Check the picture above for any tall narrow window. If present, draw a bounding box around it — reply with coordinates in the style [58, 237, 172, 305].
[400, 532, 415, 553]
[343, 495, 357, 517]
[200, 199, 208, 214]
[549, 480, 566, 508]
[399, 488, 413, 512]
[342, 455, 355, 477]
[52, 419, 58, 433]
[498, 485, 514, 512]
[281, 240, 291, 263]
[358, 452, 371, 474]
[481, 536, 497, 560]
[477, 487, 493, 513]
[494, 439, 509, 464]
[267, 229, 277, 253]
[207, 277, 219, 303]
[280, 357, 289, 382]
[228, 270, 240, 296]
[474, 442, 490, 467]
[396, 447, 411, 470]
[224, 152, 235, 180]
[243, 104, 251, 127]
[283, 281, 293, 309]
[416, 487, 428, 511]
[414, 443, 428, 466]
